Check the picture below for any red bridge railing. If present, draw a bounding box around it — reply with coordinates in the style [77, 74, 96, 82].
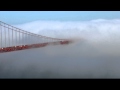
[0, 21, 72, 53]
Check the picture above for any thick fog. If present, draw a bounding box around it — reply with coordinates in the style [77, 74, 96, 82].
[0, 19, 120, 78]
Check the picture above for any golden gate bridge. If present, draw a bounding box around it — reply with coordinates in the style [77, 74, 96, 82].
[0, 21, 73, 53]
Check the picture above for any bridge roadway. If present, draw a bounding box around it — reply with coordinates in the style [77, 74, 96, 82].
[0, 20, 73, 53]
[0, 40, 71, 53]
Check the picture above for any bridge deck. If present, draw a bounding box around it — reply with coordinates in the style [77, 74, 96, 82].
[0, 20, 73, 53]
[0, 40, 71, 53]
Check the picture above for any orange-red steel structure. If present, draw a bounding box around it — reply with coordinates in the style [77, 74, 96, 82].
[0, 21, 72, 53]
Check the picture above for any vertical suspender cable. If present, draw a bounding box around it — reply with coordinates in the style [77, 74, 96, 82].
[19, 29, 20, 45]
[16, 29, 17, 46]
[4, 23, 6, 47]
[0, 22, 2, 48]
[8, 26, 10, 46]
[12, 26, 13, 47]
